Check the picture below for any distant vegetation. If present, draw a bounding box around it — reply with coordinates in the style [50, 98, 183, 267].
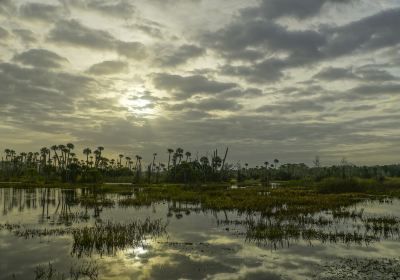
[1, 144, 400, 191]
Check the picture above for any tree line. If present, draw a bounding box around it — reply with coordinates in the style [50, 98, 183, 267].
[1, 145, 399, 184]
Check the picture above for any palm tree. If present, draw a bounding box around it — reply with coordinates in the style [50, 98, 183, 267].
[176, 148, 184, 164]
[152, 153, 157, 171]
[66, 143, 74, 165]
[274, 159, 279, 169]
[40, 147, 49, 167]
[167, 149, 174, 170]
[125, 156, 131, 168]
[4, 149, 11, 161]
[185, 151, 191, 162]
[83, 148, 92, 166]
[51, 145, 60, 167]
[93, 149, 101, 167]
[118, 154, 124, 167]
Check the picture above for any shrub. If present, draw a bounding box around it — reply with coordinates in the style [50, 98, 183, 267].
[317, 177, 366, 193]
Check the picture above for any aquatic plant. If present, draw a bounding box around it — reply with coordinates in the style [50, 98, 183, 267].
[71, 218, 167, 257]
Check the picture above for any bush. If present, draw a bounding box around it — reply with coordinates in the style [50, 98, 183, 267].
[80, 169, 103, 183]
[317, 177, 366, 193]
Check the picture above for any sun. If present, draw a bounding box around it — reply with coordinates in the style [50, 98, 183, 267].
[120, 95, 157, 117]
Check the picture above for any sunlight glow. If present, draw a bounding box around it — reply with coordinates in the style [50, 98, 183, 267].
[120, 94, 157, 117]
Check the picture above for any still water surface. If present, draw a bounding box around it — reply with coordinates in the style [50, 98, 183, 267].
[1, 187, 400, 280]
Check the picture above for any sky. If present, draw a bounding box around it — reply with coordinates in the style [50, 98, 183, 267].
[0, 0, 400, 166]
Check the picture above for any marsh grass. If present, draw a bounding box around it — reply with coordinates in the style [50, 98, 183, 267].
[33, 261, 98, 280]
[78, 196, 115, 208]
[244, 221, 379, 248]
[72, 218, 167, 257]
[0, 219, 167, 257]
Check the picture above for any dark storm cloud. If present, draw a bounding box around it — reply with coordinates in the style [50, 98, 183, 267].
[152, 73, 237, 98]
[159, 44, 205, 67]
[48, 19, 146, 59]
[86, 60, 128, 75]
[19, 2, 66, 22]
[13, 49, 69, 69]
[241, 0, 353, 20]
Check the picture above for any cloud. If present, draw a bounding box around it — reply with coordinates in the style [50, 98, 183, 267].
[1, 0, 400, 165]
[63, 0, 136, 18]
[256, 100, 325, 113]
[48, 19, 115, 49]
[168, 98, 242, 112]
[0, 0, 16, 16]
[116, 41, 147, 60]
[12, 29, 37, 44]
[204, 20, 325, 62]
[206, 6, 400, 83]
[348, 83, 400, 96]
[19, 2, 66, 22]
[13, 49, 69, 69]
[152, 73, 237, 98]
[313, 67, 358, 81]
[0, 27, 9, 44]
[0, 62, 95, 126]
[322, 8, 400, 57]
[241, 0, 353, 20]
[86, 0, 135, 18]
[159, 44, 205, 67]
[86, 60, 128, 75]
[220, 59, 286, 83]
[355, 67, 397, 82]
[48, 19, 146, 59]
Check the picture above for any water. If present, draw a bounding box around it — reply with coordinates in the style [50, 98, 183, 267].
[1, 187, 400, 280]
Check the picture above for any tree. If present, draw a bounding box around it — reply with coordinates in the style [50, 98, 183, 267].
[167, 149, 174, 170]
[185, 151, 191, 162]
[83, 148, 92, 166]
[176, 148, 184, 164]
[274, 159, 279, 169]
[313, 156, 321, 168]
[118, 154, 124, 167]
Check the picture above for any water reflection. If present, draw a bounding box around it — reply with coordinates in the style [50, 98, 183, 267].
[1, 187, 400, 279]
